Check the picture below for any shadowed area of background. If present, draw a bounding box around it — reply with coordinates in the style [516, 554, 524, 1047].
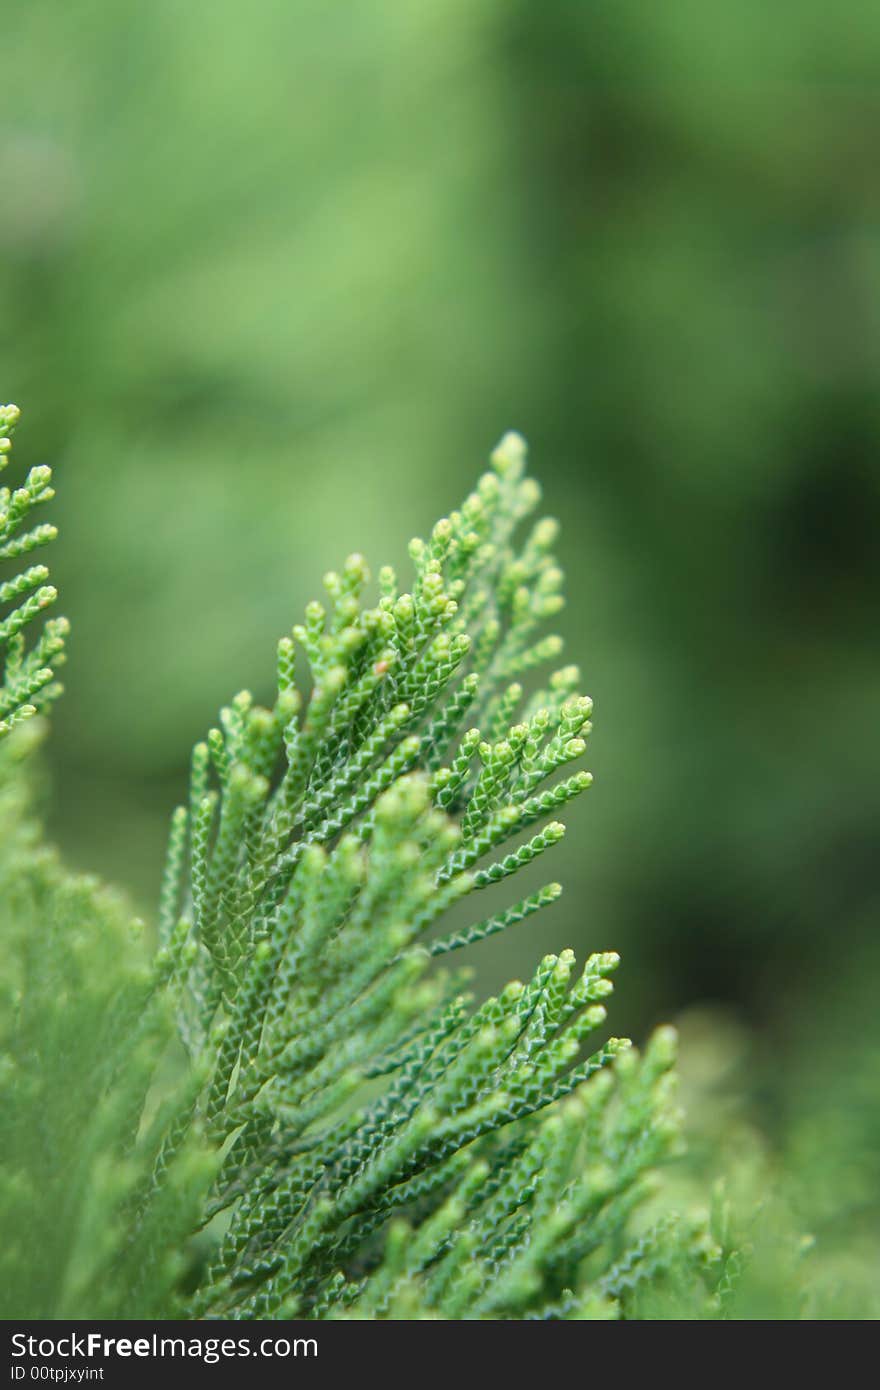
[2, 0, 878, 1201]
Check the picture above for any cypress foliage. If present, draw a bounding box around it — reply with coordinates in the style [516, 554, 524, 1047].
[1, 413, 723, 1319]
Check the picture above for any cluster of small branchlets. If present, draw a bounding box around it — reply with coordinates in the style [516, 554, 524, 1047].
[337, 1027, 684, 1319]
[152, 435, 691, 1319]
[190, 928, 684, 1319]
[0, 406, 68, 737]
[158, 433, 592, 1021]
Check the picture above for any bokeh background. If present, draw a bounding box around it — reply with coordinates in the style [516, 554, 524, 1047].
[3, 0, 879, 1293]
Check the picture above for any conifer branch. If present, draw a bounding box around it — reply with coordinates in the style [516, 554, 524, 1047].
[0, 405, 68, 738]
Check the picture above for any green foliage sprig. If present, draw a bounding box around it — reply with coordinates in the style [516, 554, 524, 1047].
[1, 419, 719, 1319]
[0, 405, 68, 738]
[0, 723, 214, 1319]
[149, 431, 705, 1318]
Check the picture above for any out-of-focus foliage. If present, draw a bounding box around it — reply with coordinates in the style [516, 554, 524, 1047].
[671, 1000, 880, 1319]
[0, 723, 214, 1318]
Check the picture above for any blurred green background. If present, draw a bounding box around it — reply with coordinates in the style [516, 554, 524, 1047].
[2, 0, 879, 1236]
